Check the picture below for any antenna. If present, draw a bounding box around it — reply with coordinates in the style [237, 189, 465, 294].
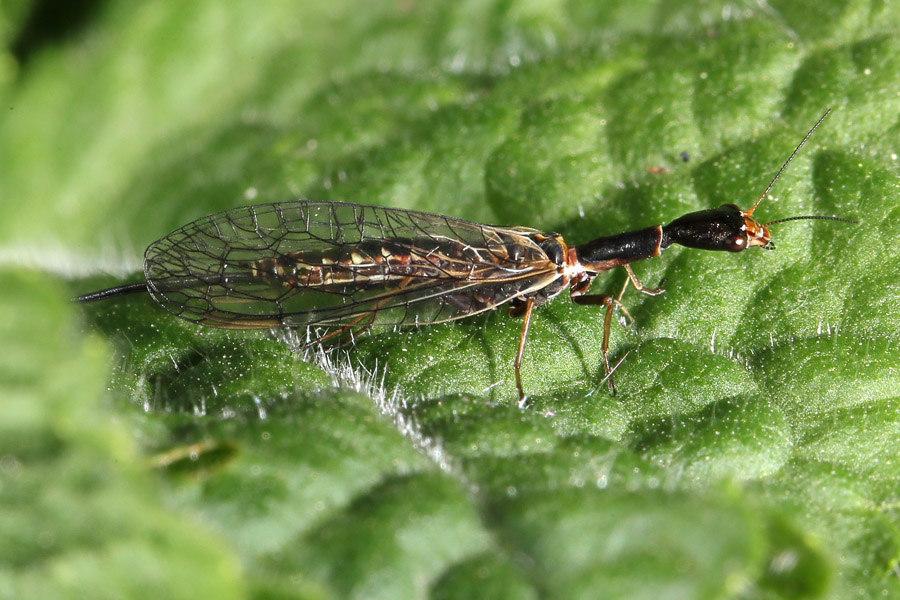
[746, 108, 832, 217]
[764, 215, 858, 227]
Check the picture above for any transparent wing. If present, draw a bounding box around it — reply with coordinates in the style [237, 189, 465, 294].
[143, 200, 563, 329]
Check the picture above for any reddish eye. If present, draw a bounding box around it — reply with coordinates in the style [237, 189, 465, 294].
[725, 235, 746, 252]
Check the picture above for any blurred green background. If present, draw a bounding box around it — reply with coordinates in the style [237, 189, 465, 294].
[2, 1, 900, 598]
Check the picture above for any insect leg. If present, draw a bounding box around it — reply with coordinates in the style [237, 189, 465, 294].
[571, 293, 618, 396]
[303, 275, 416, 349]
[614, 277, 636, 325]
[305, 316, 376, 350]
[622, 264, 665, 296]
[513, 297, 535, 407]
[304, 302, 388, 349]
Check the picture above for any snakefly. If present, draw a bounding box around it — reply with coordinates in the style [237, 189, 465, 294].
[75, 110, 855, 402]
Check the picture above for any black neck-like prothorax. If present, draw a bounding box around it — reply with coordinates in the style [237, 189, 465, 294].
[574, 225, 663, 272]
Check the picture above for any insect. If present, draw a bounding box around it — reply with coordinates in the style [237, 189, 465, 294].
[76, 110, 855, 403]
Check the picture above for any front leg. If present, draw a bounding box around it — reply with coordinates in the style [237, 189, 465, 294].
[622, 264, 665, 298]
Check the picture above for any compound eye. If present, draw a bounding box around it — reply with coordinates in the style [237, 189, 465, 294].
[724, 235, 747, 252]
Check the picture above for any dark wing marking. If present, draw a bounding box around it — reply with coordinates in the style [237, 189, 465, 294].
[143, 200, 563, 329]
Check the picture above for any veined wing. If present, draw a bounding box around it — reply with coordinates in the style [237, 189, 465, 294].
[143, 200, 563, 329]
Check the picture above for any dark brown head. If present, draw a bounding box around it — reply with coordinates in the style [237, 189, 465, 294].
[661, 204, 769, 252]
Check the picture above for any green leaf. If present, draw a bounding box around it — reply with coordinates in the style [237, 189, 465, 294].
[0, 269, 243, 599]
[3, 1, 899, 598]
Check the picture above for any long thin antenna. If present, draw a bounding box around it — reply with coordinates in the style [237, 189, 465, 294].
[764, 215, 858, 227]
[746, 108, 832, 216]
